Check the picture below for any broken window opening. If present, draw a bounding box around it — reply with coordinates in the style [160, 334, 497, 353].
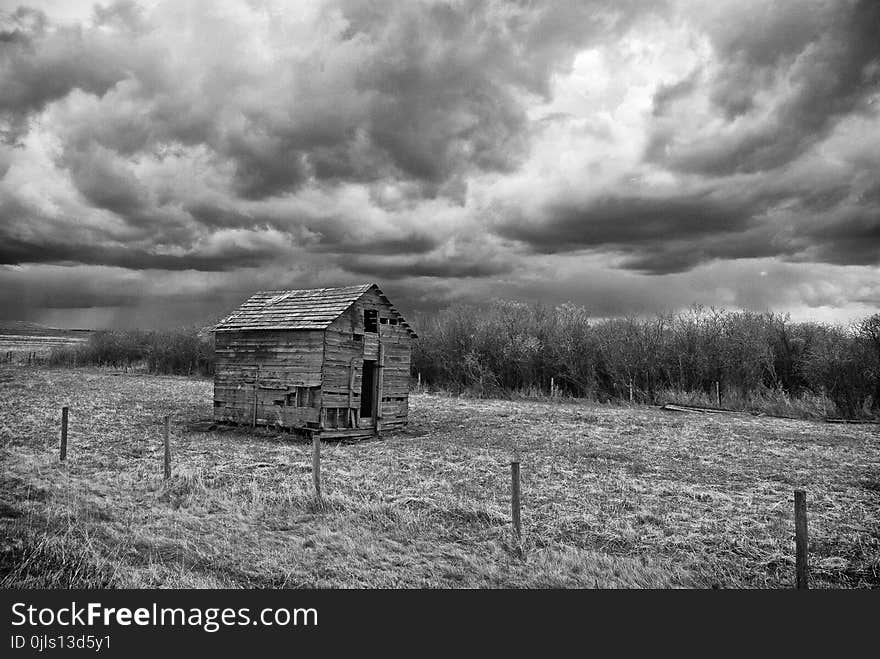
[324, 407, 351, 429]
[287, 386, 319, 407]
[364, 309, 378, 333]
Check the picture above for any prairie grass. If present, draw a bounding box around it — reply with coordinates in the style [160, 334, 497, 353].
[1, 365, 877, 588]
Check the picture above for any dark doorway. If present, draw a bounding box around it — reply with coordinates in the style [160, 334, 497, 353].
[360, 360, 376, 418]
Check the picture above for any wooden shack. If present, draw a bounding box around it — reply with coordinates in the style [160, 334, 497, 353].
[211, 284, 416, 440]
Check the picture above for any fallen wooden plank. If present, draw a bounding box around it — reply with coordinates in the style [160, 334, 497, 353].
[661, 404, 736, 415]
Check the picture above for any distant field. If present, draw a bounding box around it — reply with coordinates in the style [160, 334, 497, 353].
[1, 364, 878, 588]
[0, 322, 90, 359]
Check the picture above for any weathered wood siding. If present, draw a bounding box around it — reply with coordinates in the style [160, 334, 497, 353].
[213, 287, 413, 439]
[323, 287, 413, 438]
[213, 329, 324, 429]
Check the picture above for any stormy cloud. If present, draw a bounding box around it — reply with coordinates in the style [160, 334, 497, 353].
[1, 0, 878, 327]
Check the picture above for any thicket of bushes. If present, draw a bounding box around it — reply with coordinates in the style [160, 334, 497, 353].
[48, 328, 214, 377]
[411, 303, 880, 419]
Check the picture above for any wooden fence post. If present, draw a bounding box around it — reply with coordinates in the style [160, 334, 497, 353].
[60, 406, 68, 461]
[795, 489, 808, 589]
[312, 432, 322, 500]
[510, 457, 521, 545]
[715, 381, 721, 408]
[163, 415, 171, 480]
[629, 379, 634, 403]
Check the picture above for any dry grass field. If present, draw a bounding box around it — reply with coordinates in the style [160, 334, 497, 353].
[1, 364, 878, 589]
[0, 322, 89, 359]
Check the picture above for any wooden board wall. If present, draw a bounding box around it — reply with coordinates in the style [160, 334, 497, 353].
[325, 287, 413, 435]
[213, 288, 414, 438]
[213, 329, 324, 429]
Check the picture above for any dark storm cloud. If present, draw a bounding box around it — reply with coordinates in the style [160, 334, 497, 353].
[647, 0, 880, 175]
[495, 168, 880, 275]
[500, 193, 753, 250]
[342, 253, 513, 280]
[496, 191, 778, 274]
[61, 143, 149, 219]
[0, 6, 130, 143]
[1, 0, 878, 327]
[185, 201, 441, 257]
[799, 210, 880, 266]
[8, 0, 651, 203]
[0, 0, 657, 279]
[0, 234, 290, 271]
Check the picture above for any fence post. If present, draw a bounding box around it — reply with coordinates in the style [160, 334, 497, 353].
[60, 406, 68, 461]
[163, 415, 171, 480]
[629, 379, 633, 403]
[312, 432, 322, 500]
[510, 456, 521, 545]
[417, 372, 421, 391]
[716, 381, 721, 408]
[794, 489, 808, 589]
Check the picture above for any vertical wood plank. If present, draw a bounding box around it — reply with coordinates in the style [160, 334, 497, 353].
[376, 342, 385, 435]
[716, 381, 722, 408]
[60, 406, 68, 461]
[795, 489, 808, 589]
[348, 359, 356, 428]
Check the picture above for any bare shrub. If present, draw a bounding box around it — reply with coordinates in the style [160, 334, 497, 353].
[411, 303, 879, 419]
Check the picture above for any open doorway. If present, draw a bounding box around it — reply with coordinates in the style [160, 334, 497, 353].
[359, 360, 377, 419]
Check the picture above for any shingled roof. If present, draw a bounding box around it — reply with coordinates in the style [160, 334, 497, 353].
[212, 283, 417, 336]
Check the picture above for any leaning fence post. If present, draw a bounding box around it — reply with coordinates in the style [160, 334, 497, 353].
[795, 489, 808, 589]
[60, 406, 68, 461]
[312, 432, 322, 500]
[163, 415, 172, 480]
[510, 455, 522, 546]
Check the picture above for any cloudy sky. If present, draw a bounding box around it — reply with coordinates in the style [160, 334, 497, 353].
[1, 0, 879, 328]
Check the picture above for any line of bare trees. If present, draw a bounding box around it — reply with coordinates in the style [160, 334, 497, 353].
[411, 302, 880, 419]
